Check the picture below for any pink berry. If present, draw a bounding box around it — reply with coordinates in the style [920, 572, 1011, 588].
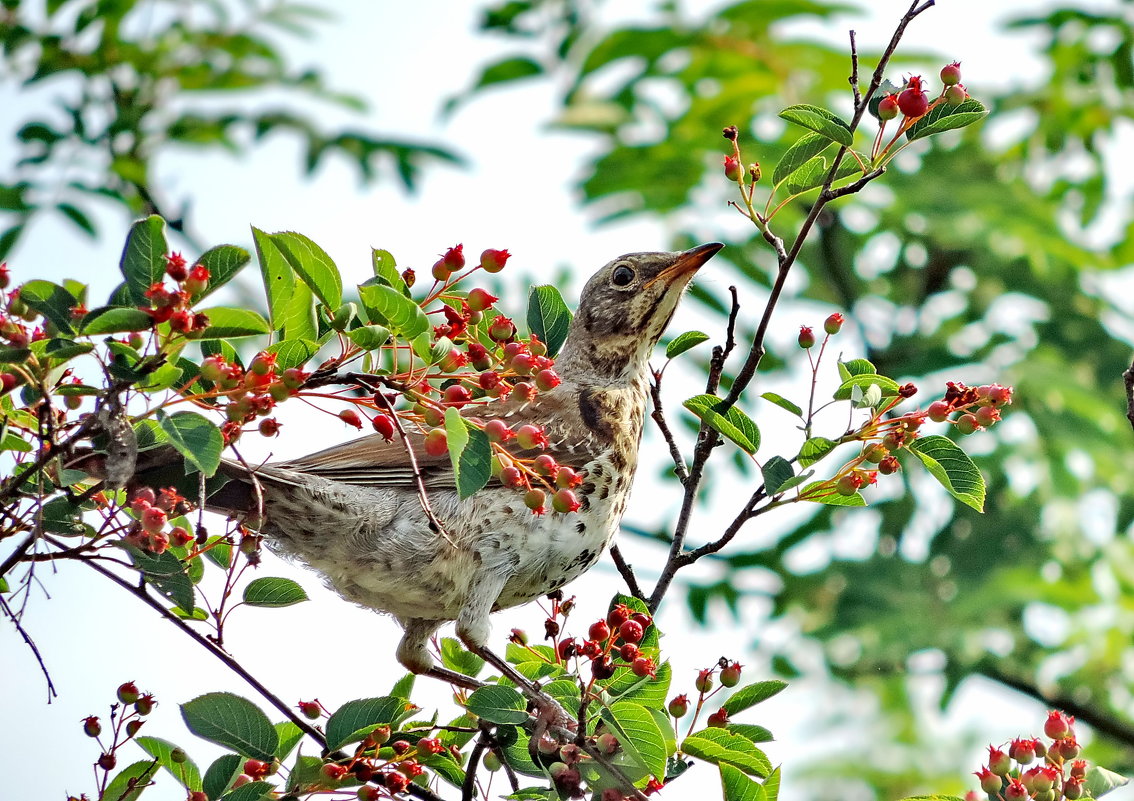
[141, 506, 167, 534]
[423, 428, 448, 457]
[878, 93, 900, 121]
[823, 312, 845, 334]
[723, 155, 741, 182]
[944, 84, 967, 105]
[467, 288, 497, 312]
[338, 409, 363, 429]
[940, 61, 962, 86]
[668, 695, 689, 717]
[552, 488, 581, 514]
[927, 400, 951, 422]
[535, 368, 561, 391]
[515, 424, 548, 450]
[707, 708, 729, 727]
[443, 384, 472, 407]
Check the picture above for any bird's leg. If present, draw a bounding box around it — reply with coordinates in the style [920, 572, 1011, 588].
[396, 619, 488, 691]
[423, 666, 485, 691]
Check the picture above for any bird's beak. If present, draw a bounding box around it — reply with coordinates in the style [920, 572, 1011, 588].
[648, 242, 724, 288]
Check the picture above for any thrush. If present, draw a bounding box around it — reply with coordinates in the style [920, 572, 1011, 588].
[188, 243, 722, 689]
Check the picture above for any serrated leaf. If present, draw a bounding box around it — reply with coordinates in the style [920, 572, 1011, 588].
[909, 434, 986, 511]
[833, 373, 900, 401]
[760, 457, 796, 495]
[772, 132, 834, 186]
[81, 306, 153, 335]
[202, 753, 242, 799]
[193, 245, 250, 301]
[358, 281, 429, 339]
[799, 481, 866, 506]
[219, 781, 274, 800]
[195, 307, 270, 339]
[722, 681, 787, 715]
[1085, 766, 1130, 798]
[760, 392, 802, 417]
[135, 736, 203, 791]
[527, 284, 572, 357]
[784, 153, 863, 196]
[270, 231, 342, 308]
[683, 728, 771, 777]
[181, 693, 278, 761]
[102, 760, 160, 801]
[242, 577, 308, 608]
[251, 227, 294, 331]
[280, 274, 316, 341]
[778, 104, 853, 146]
[445, 407, 492, 499]
[720, 763, 768, 801]
[906, 97, 988, 141]
[266, 339, 318, 370]
[765, 765, 781, 801]
[466, 685, 529, 725]
[19, 280, 79, 334]
[160, 411, 223, 477]
[728, 724, 774, 744]
[370, 248, 408, 295]
[325, 697, 414, 751]
[602, 700, 668, 780]
[127, 546, 195, 611]
[120, 215, 168, 305]
[274, 721, 304, 761]
[838, 358, 875, 380]
[440, 637, 485, 678]
[666, 330, 709, 359]
[798, 437, 836, 467]
[347, 324, 390, 350]
[683, 395, 760, 454]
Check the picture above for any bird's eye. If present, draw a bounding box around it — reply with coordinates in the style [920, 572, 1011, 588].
[611, 264, 635, 287]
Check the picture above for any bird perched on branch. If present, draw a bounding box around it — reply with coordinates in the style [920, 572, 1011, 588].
[154, 243, 722, 691]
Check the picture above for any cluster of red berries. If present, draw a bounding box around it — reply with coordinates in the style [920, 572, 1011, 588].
[197, 351, 309, 444]
[81, 682, 157, 776]
[668, 658, 743, 728]
[970, 711, 1089, 801]
[122, 486, 194, 554]
[553, 604, 657, 680]
[927, 381, 1013, 435]
[879, 62, 969, 122]
[305, 724, 460, 799]
[798, 311, 846, 348]
[142, 253, 211, 334]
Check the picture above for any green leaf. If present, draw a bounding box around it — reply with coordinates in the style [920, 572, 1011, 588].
[906, 98, 988, 141]
[251, 227, 295, 331]
[838, 358, 875, 380]
[160, 411, 223, 477]
[728, 724, 773, 744]
[270, 231, 343, 309]
[273, 721, 304, 761]
[719, 763, 768, 801]
[666, 330, 709, 359]
[120, 215, 168, 305]
[466, 685, 529, 725]
[280, 279, 317, 342]
[325, 697, 415, 751]
[358, 281, 429, 339]
[139, 361, 184, 392]
[760, 392, 802, 417]
[102, 760, 160, 801]
[764, 766, 781, 801]
[683, 395, 760, 454]
[798, 437, 836, 467]
[799, 481, 866, 506]
[473, 55, 543, 90]
[526, 284, 572, 357]
[682, 728, 771, 777]
[194, 245, 251, 301]
[389, 673, 416, 700]
[832, 373, 900, 401]
[19, 280, 79, 333]
[1085, 766, 1130, 798]
[909, 435, 986, 511]
[778, 104, 853, 146]
[722, 680, 787, 715]
[370, 248, 408, 295]
[202, 753, 242, 799]
[135, 736, 203, 791]
[760, 458, 795, 495]
[219, 781, 274, 800]
[602, 700, 668, 780]
[266, 339, 319, 370]
[242, 577, 309, 608]
[127, 547, 195, 611]
[440, 637, 485, 678]
[445, 407, 493, 499]
[347, 324, 391, 350]
[772, 132, 834, 186]
[195, 307, 271, 339]
[181, 693, 278, 761]
[783, 154, 863, 196]
[81, 306, 153, 335]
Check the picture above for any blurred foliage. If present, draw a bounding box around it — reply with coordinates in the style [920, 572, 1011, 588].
[462, 0, 1134, 798]
[0, 0, 460, 257]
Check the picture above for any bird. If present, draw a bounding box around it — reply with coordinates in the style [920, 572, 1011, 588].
[145, 243, 722, 693]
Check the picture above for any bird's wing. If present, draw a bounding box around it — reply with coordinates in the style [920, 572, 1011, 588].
[268, 431, 456, 489]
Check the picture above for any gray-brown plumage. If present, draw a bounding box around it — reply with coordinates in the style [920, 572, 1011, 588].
[203, 243, 722, 678]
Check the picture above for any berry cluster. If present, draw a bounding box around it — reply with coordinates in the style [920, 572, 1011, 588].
[667, 657, 744, 730]
[553, 603, 657, 680]
[970, 711, 1090, 801]
[197, 350, 308, 444]
[142, 252, 211, 334]
[122, 486, 193, 554]
[873, 62, 971, 161]
[79, 682, 157, 781]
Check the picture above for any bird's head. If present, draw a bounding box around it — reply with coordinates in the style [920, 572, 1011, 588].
[555, 243, 723, 384]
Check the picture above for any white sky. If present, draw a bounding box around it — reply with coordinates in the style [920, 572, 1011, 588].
[4, 2, 1130, 800]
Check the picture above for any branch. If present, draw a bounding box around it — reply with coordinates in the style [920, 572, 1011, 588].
[608, 544, 646, 602]
[649, 376, 689, 483]
[0, 592, 57, 701]
[1124, 357, 1134, 434]
[848, 30, 861, 109]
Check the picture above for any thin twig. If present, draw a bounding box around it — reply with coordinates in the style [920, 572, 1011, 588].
[608, 544, 646, 601]
[0, 593, 57, 701]
[848, 30, 861, 110]
[1124, 358, 1134, 434]
[649, 377, 689, 483]
[462, 726, 491, 801]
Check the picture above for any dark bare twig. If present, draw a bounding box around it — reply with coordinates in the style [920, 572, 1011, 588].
[462, 726, 490, 801]
[0, 593, 57, 701]
[1124, 358, 1134, 434]
[849, 30, 861, 109]
[649, 377, 689, 483]
[608, 544, 646, 601]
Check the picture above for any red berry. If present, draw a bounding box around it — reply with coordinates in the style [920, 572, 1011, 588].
[443, 384, 472, 407]
[590, 656, 615, 679]
[488, 315, 516, 343]
[596, 732, 620, 755]
[987, 746, 1011, 776]
[975, 767, 1002, 795]
[557, 638, 577, 660]
[0, 373, 17, 394]
[134, 694, 155, 715]
[798, 326, 815, 348]
[556, 467, 582, 488]
[552, 488, 581, 514]
[321, 763, 348, 781]
[97, 753, 116, 771]
[510, 352, 534, 375]
[478, 371, 502, 390]
[431, 258, 452, 282]
[607, 604, 631, 627]
[535, 368, 561, 391]
[515, 424, 548, 450]
[424, 428, 448, 457]
[720, 661, 742, 687]
[988, 384, 1013, 406]
[500, 466, 525, 488]
[878, 93, 900, 121]
[588, 620, 610, 642]
[898, 82, 929, 118]
[281, 367, 307, 390]
[338, 409, 363, 429]
[823, 312, 845, 335]
[298, 701, 321, 720]
[533, 454, 558, 476]
[82, 716, 101, 737]
[418, 737, 444, 755]
[168, 309, 193, 333]
[184, 265, 209, 295]
[707, 708, 729, 727]
[927, 400, 951, 422]
[668, 694, 689, 717]
[485, 419, 513, 442]
[835, 474, 862, 496]
[513, 381, 536, 401]
[480, 249, 511, 273]
[258, 418, 281, 437]
[974, 405, 1000, 427]
[442, 244, 465, 270]
[618, 619, 644, 643]
[249, 352, 276, 376]
[141, 506, 166, 534]
[125, 719, 143, 737]
[244, 759, 269, 779]
[631, 656, 656, 677]
[723, 154, 742, 182]
[372, 414, 395, 441]
[1009, 738, 1036, 765]
[878, 455, 901, 475]
[1065, 777, 1085, 800]
[619, 643, 639, 661]
[940, 61, 962, 86]
[467, 288, 497, 312]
